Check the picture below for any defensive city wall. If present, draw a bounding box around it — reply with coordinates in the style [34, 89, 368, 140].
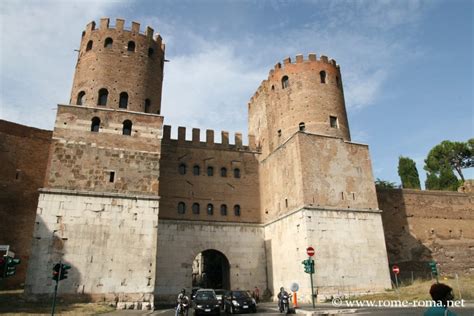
[1, 119, 472, 291]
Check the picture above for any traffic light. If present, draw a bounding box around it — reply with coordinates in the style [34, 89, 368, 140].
[60, 264, 71, 280]
[301, 259, 315, 274]
[52, 263, 71, 282]
[52, 263, 61, 281]
[3, 256, 21, 278]
[428, 261, 438, 276]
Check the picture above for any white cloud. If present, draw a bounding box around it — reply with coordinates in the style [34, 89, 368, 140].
[0, 0, 122, 129]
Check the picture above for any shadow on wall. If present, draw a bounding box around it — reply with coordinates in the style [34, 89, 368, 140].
[263, 239, 273, 300]
[22, 215, 89, 305]
[377, 188, 434, 283]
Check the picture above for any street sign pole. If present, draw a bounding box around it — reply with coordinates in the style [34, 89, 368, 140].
[306, 247, 316, 309]
[51, 260, 62, 316]
[309, 258, 315, 309]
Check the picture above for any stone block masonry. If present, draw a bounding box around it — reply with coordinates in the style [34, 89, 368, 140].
[24, 189, 159, 308]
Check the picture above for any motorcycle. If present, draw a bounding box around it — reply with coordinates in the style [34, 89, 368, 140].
[278, 293, 290, 314]
[177, 302, 189, 316]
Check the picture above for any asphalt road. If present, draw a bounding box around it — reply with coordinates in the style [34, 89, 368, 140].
[104, 303, 474, 316]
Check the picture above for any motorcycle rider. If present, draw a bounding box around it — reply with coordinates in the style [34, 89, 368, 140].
[176, 288, 190, 316]
[277, 287, 290, 312]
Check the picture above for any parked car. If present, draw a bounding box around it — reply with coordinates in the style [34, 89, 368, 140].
[193, 289, 221, 316]
[214, 289, 226, 308]
[223, 290, 257, 314]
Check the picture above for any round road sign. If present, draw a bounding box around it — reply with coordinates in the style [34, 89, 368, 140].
[392, 265, 400, 274]
[306, 246, 315, 257]
[290, 282, 299, 292]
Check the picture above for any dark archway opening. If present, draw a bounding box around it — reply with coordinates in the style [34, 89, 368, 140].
[192, 249, 230, 290]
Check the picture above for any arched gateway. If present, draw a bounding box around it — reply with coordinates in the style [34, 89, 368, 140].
[192, 249, 230, 290]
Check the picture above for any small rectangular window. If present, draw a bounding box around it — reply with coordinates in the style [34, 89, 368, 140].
[330, 116, 338, 128]
[15, 169, 22, 180]
[109, 171, 115, 183]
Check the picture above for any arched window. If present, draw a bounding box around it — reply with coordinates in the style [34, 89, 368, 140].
[234, 168, 241, 178]
[320, 71, 326, 84]
[144, 99, 151, 113]
[122, 120, 132, 136]
[178, 202, 186, 214]
[193, 165, 200, 176]
[220, 204, 227, 216]
[299, 122, 305, 131]
[91, 117, 100, 132]
[178, 163, 187, 175]
[207, 166, 214, 176]
[127, 41, 135, 52]
[234, 205, 241, 216]
[86, 40, 93, 51]
[192, 203, 200, 214]
[98, 88, 108, 106]
[77, 91, 85, 105]
[148, 47, 154, 57]
[119, 92, 128, 109]
[221, 167, 227, 177]
[207, 204, 214, 215]
[281, 76, 289, 89]
[271, 85, 275, 91]
[104, 37, 113, 48]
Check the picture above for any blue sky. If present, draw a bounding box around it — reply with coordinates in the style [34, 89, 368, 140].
[1, 0, 472, 186]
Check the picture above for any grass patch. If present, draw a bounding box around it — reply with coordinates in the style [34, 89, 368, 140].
[0, 289, 115, 315]
[349, 275, 474, 301]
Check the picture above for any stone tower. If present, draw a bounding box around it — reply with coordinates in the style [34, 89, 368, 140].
[24, 18, 164, 308]
[249, 55, 392, 299]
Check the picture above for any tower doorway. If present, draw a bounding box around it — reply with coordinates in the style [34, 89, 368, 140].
[192, 249, 230, 290]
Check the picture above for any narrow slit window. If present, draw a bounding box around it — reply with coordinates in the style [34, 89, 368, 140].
[104, 37, 113, 48]
[320, 71, 326, 83]
[220, 204, 227, 216]
[281, 76, 289, 89]
[91, 117, 100, 132]
[179, 163, 187, 175]
[127, 41, 136, 52]
[192, 203, 200, 215]
[109, 171, 115, 183]
[330, 116, 338, 128]
[336, 76, 340, 87]
[148, 47, 154, 57]
[119, 92, 128, 109]
[299, 122, 305, 131]
[207, 166, 214, 176]
[77, 91, 85, 105]
[234, 205, 241, 216]
[98, 88, 108, 106]
[234, 168, 240, 178]
[86, 40, 93, 51]
[144, 99, 151, 113]
[122, 120, 132, 136]
[207, 204, 214, 215]
[221, 167, 227, 177]
[178, 202, 186, 214]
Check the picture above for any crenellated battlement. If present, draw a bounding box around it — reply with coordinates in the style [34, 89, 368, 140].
[83, 18, 165, 49]
[248, 53, 341, 105]
[162, 125, 258, 152]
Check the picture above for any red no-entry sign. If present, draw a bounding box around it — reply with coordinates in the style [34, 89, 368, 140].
[392, 265, 400, 274]
[306, 247, 315, 257]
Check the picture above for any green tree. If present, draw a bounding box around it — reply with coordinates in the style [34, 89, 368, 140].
[398, 156, 421, 189]
[425, 167, 459, 191]
[424, 139, 474, 182]
[375, 178, 398, 189]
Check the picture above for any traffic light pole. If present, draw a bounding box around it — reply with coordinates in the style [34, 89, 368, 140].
[51, 261, 62, 316]
[309, 257, 315, 309]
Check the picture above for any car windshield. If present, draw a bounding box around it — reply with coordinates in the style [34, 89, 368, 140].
[196, 291, 216, 300]
[233, 291, 251, 298]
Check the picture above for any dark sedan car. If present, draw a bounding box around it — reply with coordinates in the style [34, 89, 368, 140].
[223, 290, 257, 314]
[193, 289, 221, 316]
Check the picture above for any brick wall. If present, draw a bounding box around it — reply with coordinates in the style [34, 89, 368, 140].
[377, 188, 474, 278]
[0, 120, 52, 288]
